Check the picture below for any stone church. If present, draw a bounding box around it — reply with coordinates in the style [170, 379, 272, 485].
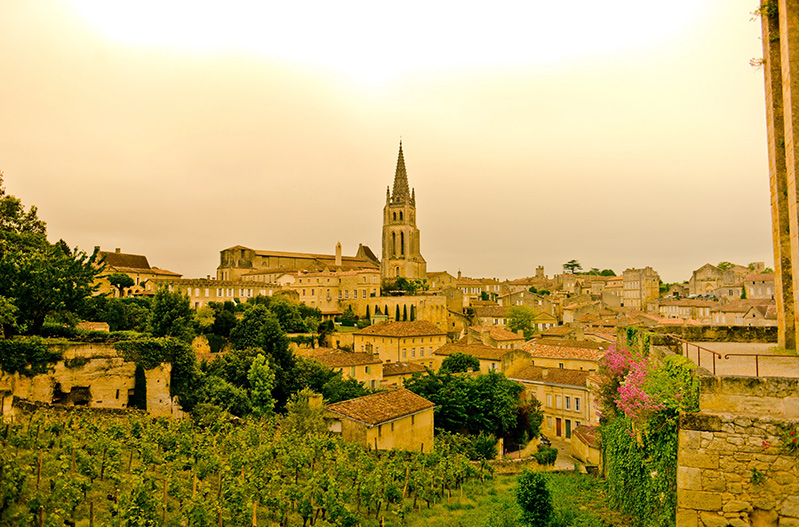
[381, 142, 427, 280]
[215, 142, 427, 282]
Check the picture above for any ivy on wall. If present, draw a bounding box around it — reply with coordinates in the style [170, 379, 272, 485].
[0, 337, 63, 377]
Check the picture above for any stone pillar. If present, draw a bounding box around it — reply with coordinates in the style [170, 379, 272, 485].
[763, 3, 796, 349]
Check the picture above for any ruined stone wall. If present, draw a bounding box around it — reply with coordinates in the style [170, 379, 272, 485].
[0, 342, 175, 419]
[677, 376, 799, 527]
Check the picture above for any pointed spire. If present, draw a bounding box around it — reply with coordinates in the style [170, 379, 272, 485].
[391, 141, 411, 203]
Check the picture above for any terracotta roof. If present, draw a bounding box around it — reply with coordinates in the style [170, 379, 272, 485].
[470, 326, 524, 341]
[299, 348, 381, 368]
[473, 306, 509, 318]
[434, 343, 509, 361]
[659, 299, 717, 307]
[355, 320, 445, 337]
[572, 425, 599, 447]
[542, 326, 577, 336]
[518, 338, 605, 361]
[383, 362, 427, 377]
[508, 365, 590, 387]
[325, 388, 434, 426]
[563, 301, 600, 310]
[743, 272, 775, 282]
[711, 299, 774, 313]
[100, 251, 150, 271]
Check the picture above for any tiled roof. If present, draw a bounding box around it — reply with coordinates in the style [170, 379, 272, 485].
[743, 272, 775, 282]
[473, 306, 509, 318]
[508, 365, 590, 388]
[299, 348, 381, 368]
[383, 362, 427, 377]
[355, 320, 446, 337]
[517, 338, 605, 361]
[100, 251, 150, 271]
[470, 326, 524, 341]
[542, 326, 577, 336]
[434, 343, 509, 361]
[572, 425, 599, 447]
[325, 388, 435, 426]
[659, 299, 717, 307]
[711, 299, 774, 314]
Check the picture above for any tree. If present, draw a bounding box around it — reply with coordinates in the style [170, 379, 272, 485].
[600, 269, 616, 276]
[508, 306, 536, 339]
[248, 354, 276, 416]
[281, 388, 327, 436]
[0, 174, 101, 334]
[717, 261, 735, 271]
[516, 470, 553, 527]
[562, 259, 582, 274]
[439, 352, 480, 374]
[741, 285, 747, 299]
[148, 287, 193, 342]
[106, 272, 135, 297]
[0, 296, 18, 338]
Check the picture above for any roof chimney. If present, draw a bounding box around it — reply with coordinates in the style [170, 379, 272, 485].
[115, 248, 121, 253]
[94, 246, 100, 253]
[335, 242, 342, 267]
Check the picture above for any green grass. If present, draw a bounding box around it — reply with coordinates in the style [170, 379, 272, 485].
[389, 471, 633, 527]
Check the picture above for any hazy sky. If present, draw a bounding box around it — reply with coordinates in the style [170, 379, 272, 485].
[0, 1, 771, 283]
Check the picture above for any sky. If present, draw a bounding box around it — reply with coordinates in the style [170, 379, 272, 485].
[0, 0, 771, 283]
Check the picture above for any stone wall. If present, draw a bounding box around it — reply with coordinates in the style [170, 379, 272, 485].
[677, 375, 799, 527]
[651, 326, 778, 343]
[0, 341, 176, 419]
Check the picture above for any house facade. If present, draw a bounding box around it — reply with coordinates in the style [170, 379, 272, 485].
[352, 321, 446, 367]
[325, 389, 435, 452]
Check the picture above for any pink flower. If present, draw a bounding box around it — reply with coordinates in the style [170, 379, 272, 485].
[762, 441, 771, 448]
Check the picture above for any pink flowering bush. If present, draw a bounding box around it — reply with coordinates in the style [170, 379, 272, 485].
[598, 343, 694, 423]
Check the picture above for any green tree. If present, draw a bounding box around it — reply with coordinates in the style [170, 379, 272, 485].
[507, 306, 536, 339]
[600, 269, 616, 276]
[148, 287, 193, 342]
[741, 285, 747, 299]
[281, 388, 327, 436]
[562, 259, 582, 274]
[516, 470, 553, 527]
[717, 261, 735, 271]
[106, 272, 135, 297]
[439, 352, 480, 374]
[0, 174, 100, 335]
[0, 296, 18, 338]
[248, 353, 276, 416]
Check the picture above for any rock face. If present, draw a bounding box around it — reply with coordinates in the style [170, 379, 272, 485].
[676, 376, 799, 527]
[0, 342, 176, 418]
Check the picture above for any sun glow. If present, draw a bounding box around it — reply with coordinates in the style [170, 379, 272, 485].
[68, 0, 702, 84]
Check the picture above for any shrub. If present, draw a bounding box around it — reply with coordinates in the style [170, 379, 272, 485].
[516, 469, 553, 527]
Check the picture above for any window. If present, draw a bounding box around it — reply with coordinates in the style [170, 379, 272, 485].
[411, 348, 416, 357]
[420, 349, 424, 357]
[378, 425, 382, 437]
[546, 394, 552, 407]
[411, 415, 415, 425]
[350, 366, 356, 377]
[402, 349, 407, 358]
[365, 366, 370, 374]
[565, 396, 571, 410]
[575, 397, 581, 412]
[546, 416, 553, 428]
[556, 395, 561, 409]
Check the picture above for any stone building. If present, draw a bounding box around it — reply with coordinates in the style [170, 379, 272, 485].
[325, 388, 435, 452]
[381, 143, 426, 280]
[217, 243, 379, 282]
[622, 267, 660, 311]
[516, 338, 606, 372]
[507, 365, 596, 442]
[352, 320, 446, 367]
[94, 247, 182, 297]
[297, 348, 382, 390]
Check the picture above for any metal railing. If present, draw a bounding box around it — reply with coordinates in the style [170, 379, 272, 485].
[723, 352, 799, 377]
[664, 334, 723, 375]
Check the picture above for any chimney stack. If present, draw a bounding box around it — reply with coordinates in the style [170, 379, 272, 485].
[115, 248, 121, 253]
[335, 242, 342, 267]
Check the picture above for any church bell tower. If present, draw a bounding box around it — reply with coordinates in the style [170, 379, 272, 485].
[381, 142, 427, 280]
